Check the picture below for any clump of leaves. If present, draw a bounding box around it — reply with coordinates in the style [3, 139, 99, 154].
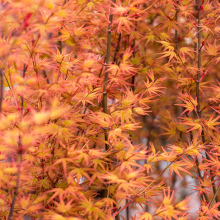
[1, 0, 220, 220]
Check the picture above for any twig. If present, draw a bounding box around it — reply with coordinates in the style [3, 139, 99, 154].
[113, 154, 183, 218]
[210, 185, 220, 208]
[113, 33, 121, 64]
[7, 137, 23, 220]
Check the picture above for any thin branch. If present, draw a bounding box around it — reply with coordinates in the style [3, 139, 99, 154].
[103, 0, 115, 151]
[196, 0, 218, 205]
[196, 0, 202, 118]
[7, 62, 28, 220]
[210, 185, 220, 208]
[101, 5, 120, 220]
[113, 33, 121, 64]
[171, 0, 179, 191]
[7, 137, 22, 220]
[0, 69, 3, 114]
[113, 154, 184, 218]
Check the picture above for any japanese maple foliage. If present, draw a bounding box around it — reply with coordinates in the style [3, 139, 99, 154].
[0, 0, 220, 220]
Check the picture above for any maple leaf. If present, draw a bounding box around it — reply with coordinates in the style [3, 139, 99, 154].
[51, 158, 80, 178]
[50, 213, 80, 220]
[111, 2, 130, 16]
[203, 203, 220, 218]
[144, 33, 155, 45]
[179, 47, 194, 60]
[157, 41, 174, 51]
[178, 4, 195, 19]
[69, 168, 92, 186]
[133, 106, 150, 115]
[53, 199, 74, 214]
[205, 154, 220, 171]
[4, 66, 17, 88]
[155, 188, 181, 220]
[176, 94, 197, 115]
[122, 48, 133, 62]
[18, 194, 43, 213]
[143, 70, 166, 96]
[79, 198, 104, 219]
[71, 24, 87, 37]
[157, 50, 177, 62]
[114, 16, 134, 33]
[205, 113, 220, 131]
[138, 212, 153, 220]
[47, 188, 65, 204]
[119, 62, 137, 75]
[181, 118, 202, 133]
[204, 40, 220, 57]
[160, 19, 181, 33]
[107, 64, 120, 76]
[121, 89, 139, 107]
[185, 141, 203, 156]
[160, 122, 176, 139]
[169, 161, 192, 179]
[58, 28, 70, 41]
[175, 197, 189, 211]
[33, 53, 54, 71]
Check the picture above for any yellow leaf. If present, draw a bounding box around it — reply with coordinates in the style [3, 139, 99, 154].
[138, 212, 153, 220]
[4, 167, 17, 174]
[58, 28, 70, 41]
[33, 111, 50, 124]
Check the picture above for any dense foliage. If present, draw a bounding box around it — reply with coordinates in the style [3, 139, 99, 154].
[0, 0, 220, 219]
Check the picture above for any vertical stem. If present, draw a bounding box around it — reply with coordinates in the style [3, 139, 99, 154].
[21, 64, 28, 113]
[7, 140, 22, 220]
[58, 32, 62, 54]
[175, 1, 179, 51]
[0, 69, 3, 114]
[196, 0, 219, 205]
[196, 0, 216, 205]
[171, 0, 179, 191]
[102, 3, 120, 220]
[196, 0, 201, 117]
[196, 0, 207, 203]
[113, 33, 121, 64]
[58, 0, 68, 54]
[103, 0, 115, 151]
[7, 64, 27, 220]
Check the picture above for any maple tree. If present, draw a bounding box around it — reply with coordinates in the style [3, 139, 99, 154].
[0, 0, 220, 219]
